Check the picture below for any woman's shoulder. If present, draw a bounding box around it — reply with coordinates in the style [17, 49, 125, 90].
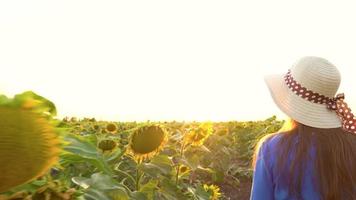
[259, 131, 303, 166]
[257, 132, 296, 164]
[259, 132, 285, 152]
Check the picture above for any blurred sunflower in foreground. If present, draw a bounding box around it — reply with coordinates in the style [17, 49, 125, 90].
[0, 91, 60, 193]
[127, 124, 167, 162]
[183, 122, 213, 146]
[203, 184, 222, 200]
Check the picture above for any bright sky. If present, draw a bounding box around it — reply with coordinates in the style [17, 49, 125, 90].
[1, 0, 356, 121]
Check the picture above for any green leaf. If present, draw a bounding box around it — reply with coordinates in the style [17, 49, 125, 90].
[212, 170, 225, 183]
[72, 176, 91, 189]
[89, 173, 122, 190]
[29, 179, 47, 187]
[13, 91, 57, 116]
[191, 185, 211, 200]
[108, 189, 130, 200]
[182, 153, 200, 170]
[105, 148, 124, 163]
[130, 191, 148, 200]
[0, 95, 10, 105]
[139, 180, 158, 200]
[73, 173, 130, 200]
[139, 155, 173, 178]
[63, 134, 98, 158]
[2, 178, 48, 194]
[62, 134, 113, 174]
[84, 188, 112, 200]
[158, 178, 188, 200]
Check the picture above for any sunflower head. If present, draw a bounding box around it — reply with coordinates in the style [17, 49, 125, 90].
[106, 123, 118, 133]
[98, 139, 117, 152]
[179, 165, 189, 173]
[0, 92, 60, 193]
[127, 124, 168, 162]
[178, 165, 191, 177]
[203, 184, 222, 200]
[183, 122, 213, 146]
[92, 124, 100, 130]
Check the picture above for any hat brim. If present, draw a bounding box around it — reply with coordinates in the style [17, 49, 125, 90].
[264, 74, 342, 128]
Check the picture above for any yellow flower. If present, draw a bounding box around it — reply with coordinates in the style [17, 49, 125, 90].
[127, 125, 167, 162]
[179, 165, 189, 174]
[183, 122, 213, 146]
[0, 107, 60, 193]
[178, 165, 191, 178]
[203, 184, 222, 200]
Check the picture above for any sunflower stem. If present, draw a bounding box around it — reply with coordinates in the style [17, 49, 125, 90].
[175, 165, 180, 185]
[136, 159, 142, 191]
[136, 168, 140, 191]
[176, 142, 186, 185]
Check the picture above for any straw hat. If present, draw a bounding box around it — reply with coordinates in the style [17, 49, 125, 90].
[264, 56, 343, 128]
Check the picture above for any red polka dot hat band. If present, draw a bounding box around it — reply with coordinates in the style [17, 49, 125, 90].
[284, 69, 356, 134]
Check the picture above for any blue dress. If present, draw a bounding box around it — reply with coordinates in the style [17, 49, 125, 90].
[250, 133, 321, 200]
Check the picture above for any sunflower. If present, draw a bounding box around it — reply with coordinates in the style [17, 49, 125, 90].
[203, 184, 222, 200]
[106, 123, 118, 133]
[127, 125, 167, 162]
[0, 107, 60, 193]
[21, 98, 41, 109]
[92, 124, 100, 131]
[98, 139, 117, 152]
[183, 122, 213, 146]
[178, 165, 191, 178]
[179, 165, 190, 174]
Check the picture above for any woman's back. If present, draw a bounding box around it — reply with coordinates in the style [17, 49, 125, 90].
[251, 123, 356, 200]
[253, 57, 356, 200]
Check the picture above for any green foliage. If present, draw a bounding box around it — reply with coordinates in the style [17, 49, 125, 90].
[0, 98, 283, 200]
[0, 91, 57, 117]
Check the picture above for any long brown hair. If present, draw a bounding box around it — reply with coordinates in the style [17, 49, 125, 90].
[253, 119, 356, 200]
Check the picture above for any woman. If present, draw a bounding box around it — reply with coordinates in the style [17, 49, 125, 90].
[250, 57, 356, 200]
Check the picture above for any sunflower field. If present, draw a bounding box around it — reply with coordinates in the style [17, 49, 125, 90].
[0, 92, 283, 200]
